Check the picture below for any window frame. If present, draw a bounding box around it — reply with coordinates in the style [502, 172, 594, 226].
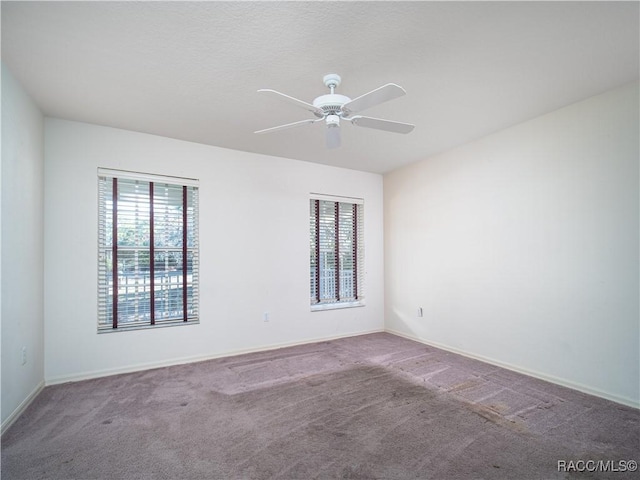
[97, 168, 199, 332]
[310, 193, 364, 311]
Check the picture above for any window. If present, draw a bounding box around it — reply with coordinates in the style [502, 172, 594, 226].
[310, 195, 364, 309]
[98, 169, 199, 331]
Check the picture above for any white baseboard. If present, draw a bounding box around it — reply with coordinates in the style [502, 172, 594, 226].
[385, 328, 639, 410]
[1, 380, 45, 437]
[46, 328, 385, 386]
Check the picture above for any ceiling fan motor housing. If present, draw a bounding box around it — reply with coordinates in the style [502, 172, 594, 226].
[313, 94, 351, 117]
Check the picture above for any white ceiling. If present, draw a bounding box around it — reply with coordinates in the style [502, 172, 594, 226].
[2, 1, 638, 173]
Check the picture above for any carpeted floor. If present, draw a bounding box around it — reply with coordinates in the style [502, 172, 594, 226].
[2, 333, 638, 479]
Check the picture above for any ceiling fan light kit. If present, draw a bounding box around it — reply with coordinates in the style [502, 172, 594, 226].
[255, 73, 414, 148]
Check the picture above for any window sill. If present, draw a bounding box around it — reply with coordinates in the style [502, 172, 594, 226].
[311, 301, 365, 312]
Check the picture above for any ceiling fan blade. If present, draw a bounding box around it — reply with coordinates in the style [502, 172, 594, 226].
[326, 126, 341, 149]
[350, 116, 415, 134]
[257, 89, 324, 117]
[255, 118, 317, 134]
[341, 83, 406, 115]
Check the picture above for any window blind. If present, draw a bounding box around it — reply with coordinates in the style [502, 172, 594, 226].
[98, 171, 199, 331]
[310, 197, 364, 306]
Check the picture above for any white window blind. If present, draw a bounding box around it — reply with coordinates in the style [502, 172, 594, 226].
[310, 196, 364, 308]
[98, 170, 199, 331]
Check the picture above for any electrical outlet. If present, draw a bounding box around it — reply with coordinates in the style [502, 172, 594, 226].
[21, 346, 27, 365]
[417, 307, 423, 318]
[263, 312, 270, 322]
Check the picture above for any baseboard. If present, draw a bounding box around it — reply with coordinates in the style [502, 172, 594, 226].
[385, 328, 640, 410]
[1, 380, 45, 437]
[46, 328, 385, 386]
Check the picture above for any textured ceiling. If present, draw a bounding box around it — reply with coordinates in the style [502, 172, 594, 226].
[2, 1, 638, 173]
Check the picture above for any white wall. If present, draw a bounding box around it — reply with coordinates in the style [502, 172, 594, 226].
[44, 119, 384, 382]
[384, 82, 639, 407]
[1, 64, 45, 430]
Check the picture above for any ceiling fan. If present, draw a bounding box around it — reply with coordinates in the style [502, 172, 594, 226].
[255, 74, 415, 149]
